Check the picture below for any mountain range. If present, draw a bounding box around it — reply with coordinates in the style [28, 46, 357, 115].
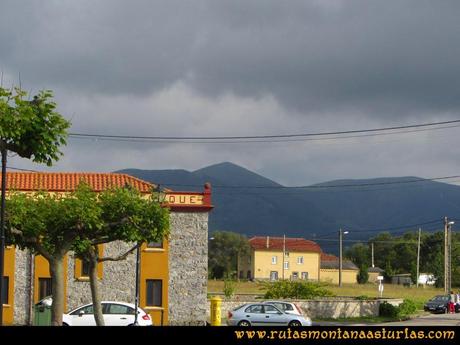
[117, 162, 460, 252]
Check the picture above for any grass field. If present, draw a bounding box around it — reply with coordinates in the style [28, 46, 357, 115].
[208, 280, 444, 307]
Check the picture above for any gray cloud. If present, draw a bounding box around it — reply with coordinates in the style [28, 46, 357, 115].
[3, 1, 460, 185]
[2, 0, 460, 116]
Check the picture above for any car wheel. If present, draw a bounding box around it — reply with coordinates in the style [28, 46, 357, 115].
[238, 320, 251, 326]
[289, 320, 302, 327]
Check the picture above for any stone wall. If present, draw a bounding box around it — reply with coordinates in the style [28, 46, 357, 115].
[13, 249, 32, 325]
[168, 212, 208, 325]
[11, 211, 209, 326]
[66, 241, 137, 312]
[207, 297, 404, 321]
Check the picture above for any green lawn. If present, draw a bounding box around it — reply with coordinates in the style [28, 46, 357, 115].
[208, 280, 443, 306]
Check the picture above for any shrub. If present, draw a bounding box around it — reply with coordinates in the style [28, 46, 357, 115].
[356, 295, 370, 300]
[379, 302, 399, 318]
[357, 266, 369, 284]
[223, 279, 236, 299]
[379, 299, 418, 319]
[263, 280, 334, 299]
[397, 299, 417, 318]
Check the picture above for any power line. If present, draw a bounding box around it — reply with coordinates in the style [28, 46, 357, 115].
[311, 219, 443, 240]
[6, 166, 460, 190]
[106, 174, 460, 190]
[6, 166, 39, 172]
[68, 119, 460, 143]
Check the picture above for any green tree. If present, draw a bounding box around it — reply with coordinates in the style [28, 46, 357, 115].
[357, 265, 369, 284]
[1, 86, 69, 325]
[0, 87, 70, 164]
[6, 184, 169, 326]
[346, 243, 370, 268]
[370, 232, 397, 272]
[71, 185, 169, 326]
[208, 231, 250, 279]
[420, 231, 444, 288]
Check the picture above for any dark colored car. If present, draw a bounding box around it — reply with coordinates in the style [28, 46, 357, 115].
[423, 295, 459, 313]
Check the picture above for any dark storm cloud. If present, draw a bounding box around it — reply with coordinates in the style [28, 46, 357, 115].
[1, 0, 460, 117]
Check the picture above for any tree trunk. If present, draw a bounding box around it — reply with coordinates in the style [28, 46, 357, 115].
[89, 246, 105, 326]
[49, 256, 65, 326]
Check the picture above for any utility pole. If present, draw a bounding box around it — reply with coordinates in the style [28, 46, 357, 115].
[282, 234, 286, 280]
[444, 217, 454, 294]
[339, 229, 349, 287]
[416, 228, 421, 288]
[371, 242, 374, 268]
[447, 221, 453, 294]
[444, 217, 448, 293]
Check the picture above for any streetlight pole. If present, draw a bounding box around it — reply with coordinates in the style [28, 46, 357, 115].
[416, 228, 421, 288]
[133, 243, 141, 325]
[447, 220, 454, 294]
[444, 217, 454, 294]
[339, 229, 349, 288]
[0, 147, 7, 326]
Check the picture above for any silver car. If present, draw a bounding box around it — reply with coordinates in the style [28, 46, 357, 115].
[227, 303, 312, 326]
[262, 301, 304, 316]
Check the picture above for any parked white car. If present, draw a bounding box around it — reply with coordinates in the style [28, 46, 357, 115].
[62, 301, 152, 326]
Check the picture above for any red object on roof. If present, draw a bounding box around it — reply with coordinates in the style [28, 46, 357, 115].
[249, 236, 321, 253]
[321, 253, 339, 262]
[3, 172, 155, 193]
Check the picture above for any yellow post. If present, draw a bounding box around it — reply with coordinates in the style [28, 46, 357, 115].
[210, 296, 222, 326]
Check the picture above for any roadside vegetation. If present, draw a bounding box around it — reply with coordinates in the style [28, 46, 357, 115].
[208, 279, 442, 308]
[261, 280, 334, 299]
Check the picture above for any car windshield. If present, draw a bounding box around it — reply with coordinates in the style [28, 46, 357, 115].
[431, 296, 448, 302]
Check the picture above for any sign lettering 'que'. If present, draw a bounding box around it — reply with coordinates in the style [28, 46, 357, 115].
[162, 193, 204, 206]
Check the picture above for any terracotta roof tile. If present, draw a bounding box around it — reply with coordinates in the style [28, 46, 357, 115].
[3, 172, 155, 193]
[249, 236, 321, 253]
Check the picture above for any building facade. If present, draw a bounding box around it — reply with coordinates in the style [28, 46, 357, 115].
[1, 172, 212, 325]
[240, 236, 322, 281]
[319, 253, 358, 284]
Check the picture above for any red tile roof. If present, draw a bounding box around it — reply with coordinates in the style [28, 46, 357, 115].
[3, 172, 155, 193]
[249, 236, 321, 253]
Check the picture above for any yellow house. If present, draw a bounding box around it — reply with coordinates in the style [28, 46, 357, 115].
[240, 236, 321, 281]
[319, 253, 358, 284]
[1, 172, 212, 325]
[367, 267, 385, 283]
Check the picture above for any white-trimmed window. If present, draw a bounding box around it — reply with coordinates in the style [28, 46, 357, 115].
[284, 261, 289, 270]
[297, 256, 304, 264]
[271, 256, 277, 265]
[301, 272, 308, 280]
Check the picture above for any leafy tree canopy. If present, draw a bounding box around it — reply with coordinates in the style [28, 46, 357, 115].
[208, 230, 250, 279]
[0, 87, 70, 164]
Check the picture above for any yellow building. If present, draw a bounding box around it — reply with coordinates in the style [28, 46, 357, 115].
[368, 267, 385, 283]
[319, 253, 358, 284]
[1, 172, 212, 325]
[240, 236, 322, 281]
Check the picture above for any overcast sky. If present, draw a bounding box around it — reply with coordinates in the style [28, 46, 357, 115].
[2, 0, 460, 186]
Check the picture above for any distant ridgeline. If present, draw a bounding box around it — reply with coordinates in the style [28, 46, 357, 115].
[117, 162, 459, 253]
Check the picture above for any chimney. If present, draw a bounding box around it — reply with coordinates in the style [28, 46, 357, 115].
[266, 236, 270, 249]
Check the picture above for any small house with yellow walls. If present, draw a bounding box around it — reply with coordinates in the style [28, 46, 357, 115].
[240, 236, 322, 281]
[319, 253, 359, 284]
[1, 172, 212, 325]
